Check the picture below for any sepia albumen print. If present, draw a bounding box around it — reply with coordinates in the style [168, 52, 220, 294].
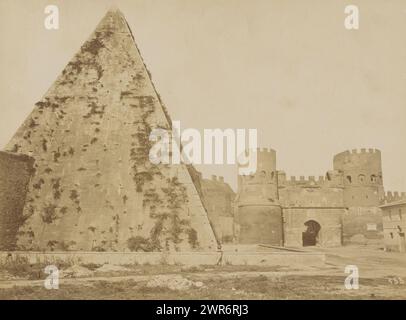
[0, 0, 405, 300]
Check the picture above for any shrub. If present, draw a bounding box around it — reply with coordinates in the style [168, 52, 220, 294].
[127, 236, 159, 252]
[187, 228, 199, 249]
[41, 205, 58, 224]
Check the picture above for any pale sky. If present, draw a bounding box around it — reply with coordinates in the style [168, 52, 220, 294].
[1, 0, 405, 192]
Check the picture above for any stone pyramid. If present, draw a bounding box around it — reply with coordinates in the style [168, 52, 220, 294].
[4, 8, 217, 252]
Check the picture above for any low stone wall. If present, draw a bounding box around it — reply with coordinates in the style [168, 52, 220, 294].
[221, 251, 325, 266]
[0, 251, 325, 267]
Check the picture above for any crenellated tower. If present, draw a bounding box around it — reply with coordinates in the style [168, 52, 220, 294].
[235, 148, 283, 245]
[237, 148, 278, 202]
[333, 148, 384, 207]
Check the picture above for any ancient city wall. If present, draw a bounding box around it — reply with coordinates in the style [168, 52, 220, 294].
[201, 175, 235, 219]
[235, 205, 283, 245]
[278, 170, 344, 188]
[342, 207, 383, 244]
[278, 178, 345, 208]
[0, 152, 35, 250]
[200, 175, 235, 243]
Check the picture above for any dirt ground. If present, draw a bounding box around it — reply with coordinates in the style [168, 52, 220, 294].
[0, 245, 405, 300]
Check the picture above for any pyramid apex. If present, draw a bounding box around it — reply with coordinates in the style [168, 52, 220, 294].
[107, 5, 123, 14]
[95, 6, 130, 34]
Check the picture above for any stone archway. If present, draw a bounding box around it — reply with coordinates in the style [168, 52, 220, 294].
[302, 220, 321, 246]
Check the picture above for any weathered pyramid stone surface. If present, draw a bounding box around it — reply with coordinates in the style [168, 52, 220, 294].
[0, 152, 34, 250]
[4, 9, 217, 252]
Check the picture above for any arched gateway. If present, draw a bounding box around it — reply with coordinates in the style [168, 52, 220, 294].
[302, 220, 321, 246]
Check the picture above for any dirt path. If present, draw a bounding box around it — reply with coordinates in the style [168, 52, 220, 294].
[0, 265, 393, 289]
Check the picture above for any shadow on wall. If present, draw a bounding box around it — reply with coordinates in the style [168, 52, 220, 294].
[0, 152, 35, 250]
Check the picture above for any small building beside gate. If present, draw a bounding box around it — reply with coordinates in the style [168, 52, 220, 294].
[380, 199, 406, 252]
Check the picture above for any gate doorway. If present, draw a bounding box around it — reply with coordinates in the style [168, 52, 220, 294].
[302, 220, 321, 246]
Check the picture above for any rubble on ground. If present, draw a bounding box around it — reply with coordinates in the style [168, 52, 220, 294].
[95, 264, 131, 273]
[146, 274, 205, 291]
[61, 265, 94, 278]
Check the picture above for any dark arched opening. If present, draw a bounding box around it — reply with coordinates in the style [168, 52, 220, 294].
[302, 220, 321, 246]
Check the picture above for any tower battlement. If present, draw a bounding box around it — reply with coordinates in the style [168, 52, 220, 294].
[336, 148, 381, 157]
[384, 191, 406, 203]
[278, 173, 344, 188]
[333, 148, 382, 174]
[333, 148, 382, 169]
[238, 147, 277, 176]
[334, 148, 381, 166]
